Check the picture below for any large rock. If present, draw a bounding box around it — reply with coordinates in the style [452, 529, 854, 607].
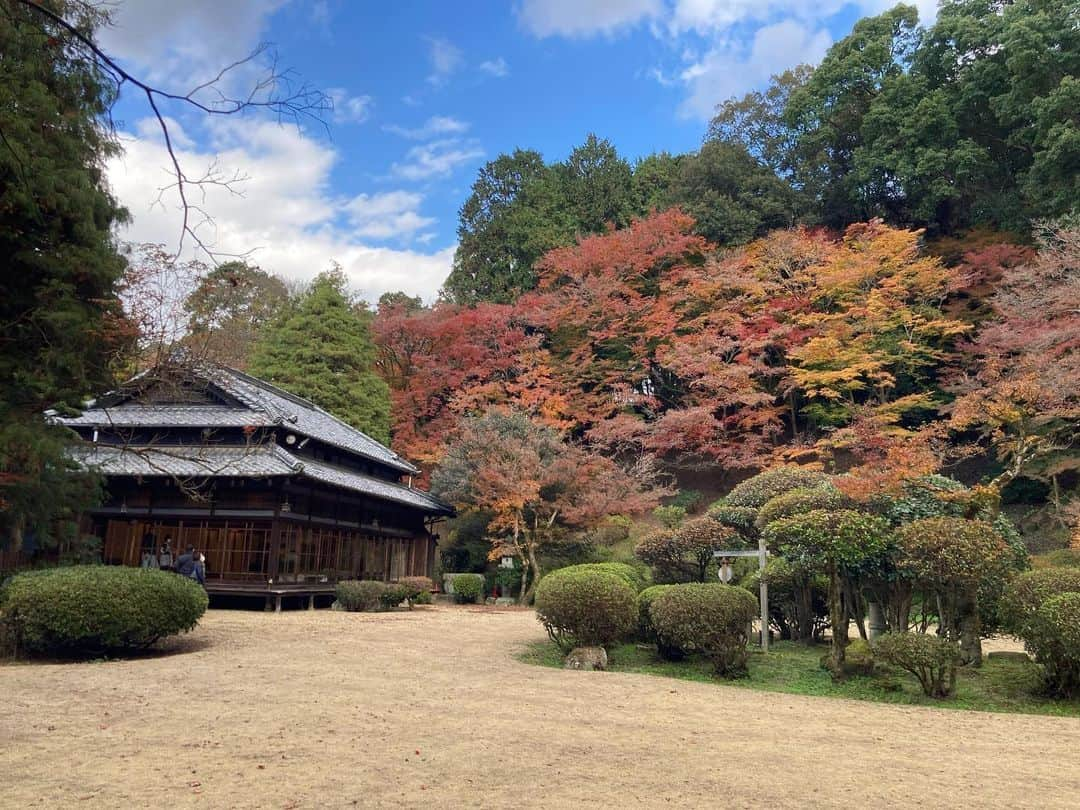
[565, 646, 608, 671]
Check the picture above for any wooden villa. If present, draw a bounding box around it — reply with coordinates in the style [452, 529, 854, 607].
[53, 363, 453, 609]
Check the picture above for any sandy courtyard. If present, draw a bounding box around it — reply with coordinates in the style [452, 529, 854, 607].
[2, 606, 1078, 809]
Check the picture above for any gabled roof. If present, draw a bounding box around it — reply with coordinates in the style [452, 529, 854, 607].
[72, 444, 453, 515]
[57, 363, 419, 475]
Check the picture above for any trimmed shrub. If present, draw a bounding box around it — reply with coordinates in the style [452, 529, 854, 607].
[452, 573, 484, 604]
[1033, 549, 1080, 569]
[398, 576, 435, 608]
[649, 583, 759, 678]
[380, 583, 410, 610]
[535, 567, 637, 653]
[335, 580, 387, 612]
[708, 504, 758, 538]
[875, 632, 960, 698]
[724, 467, 830, 509]
[1001, 568, 1080, 634]
[637, 584, 677, 642]
[557, 562, 648, 593]
[0, 565, 207, 656]
[843, 638, 875, 676]
[1024, 593, 1080, 697]
[755, 485, 847, 530]
[636, 518, 734, 583]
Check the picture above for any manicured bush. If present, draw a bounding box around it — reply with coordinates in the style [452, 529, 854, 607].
[843, 638, 875, 676]
[653, 504, 686, 529]
[635, 518, 735, 583]
[649, 583, 759, 677]
[557, 562, 648, 593]
[380, 582, 410, 610]
[1001, 568, 1080, 635]
[724, 467, 830, 510]
[755, 485, 846, 529]
[707, 503, 758, 538]
[398, 576, 435, 608]
[452, 573, 484, 604]
[535, 567, 637, 653]
[0, 565, 207, 656]
[636, 584, 677, 642]
[335, 580, 387, 612]
[1024, 593, 1080, 697]
[875, 632, 960, 698]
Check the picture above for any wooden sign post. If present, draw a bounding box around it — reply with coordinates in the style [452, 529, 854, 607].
[713, 539, 769, 652]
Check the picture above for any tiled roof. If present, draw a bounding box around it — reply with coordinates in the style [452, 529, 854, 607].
[297, 456, 453, 514]
[203, 367, 419, 474]
[71, 444, 300, 478]
[57, 363, 419, 474]
[71, 443, 453, 515]
[59, 405, 275, 428]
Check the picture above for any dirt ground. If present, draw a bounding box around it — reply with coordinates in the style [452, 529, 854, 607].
[2, 606, 1078, 809]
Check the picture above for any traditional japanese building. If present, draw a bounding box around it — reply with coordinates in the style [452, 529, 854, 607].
[53, 363, 452, 609]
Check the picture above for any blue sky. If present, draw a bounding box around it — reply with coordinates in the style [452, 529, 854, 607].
[99, 0, 934, 303]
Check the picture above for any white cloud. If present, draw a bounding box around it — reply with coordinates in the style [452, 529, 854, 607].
[677, 20, 832, 119]
[384, 116, 470, 140]
[344, 191, 436, 239]
[517, 0, 662, 38]
[107, 118, 453, 303]
[328, 89, 374, 124]
[479, 57, 510, 77]
[392, 139, 485, 181]
[97, 0, 288, 89]
[426, 36, 464, 85]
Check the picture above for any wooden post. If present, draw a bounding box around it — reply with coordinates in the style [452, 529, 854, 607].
[307, 594, 315, 611]
[758, 536, 769, 653]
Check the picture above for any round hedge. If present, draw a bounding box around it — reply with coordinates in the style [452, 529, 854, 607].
[636, 584, 677, 642]
[535, 567, 637, 653]
[1025, 593, 1080, 697]
[556, 562, 649, 593]
[452, 573, 484, 603]
[0, 565, 208, 656]
[649, 583, 759, 677]
[894, 517, 1008, 587]
[723, 467, 830, 510]
[1001, 567, 1080, 633]
[335, 579, 387, 611]
[874, 632, 959, 698]
[755, 485, 846, 530]
[762, 509, 889, 570]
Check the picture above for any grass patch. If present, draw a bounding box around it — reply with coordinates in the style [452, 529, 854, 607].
[518, 640, 1080, 717]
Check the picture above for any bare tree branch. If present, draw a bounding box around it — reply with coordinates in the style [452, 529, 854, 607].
[16, 0, 331, 261]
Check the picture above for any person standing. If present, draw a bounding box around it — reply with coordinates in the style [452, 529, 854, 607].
[140, 531, 158, 569]
[158, 536, 175, 572]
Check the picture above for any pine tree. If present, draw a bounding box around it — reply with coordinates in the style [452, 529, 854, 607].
[249, 269, 392, 444]
[0, 2, 128, 552]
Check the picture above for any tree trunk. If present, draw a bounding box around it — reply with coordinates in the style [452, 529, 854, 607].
[959, 593, 983, 667]
[828, 564, 848, 676]
[520, 543, 542, 605]
[517, 552, 530, 606]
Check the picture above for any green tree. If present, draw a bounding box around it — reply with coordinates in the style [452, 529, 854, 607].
[631, 152, 684, 214]
[558, 133, 634, 233]
[442, 149, 558, 304]
[249, 269, 392, 443]
[668, 141, 800, 245]
[0, 2, 128, 553]
[784, 4, 921, 228]
[184, 261, 288, 368]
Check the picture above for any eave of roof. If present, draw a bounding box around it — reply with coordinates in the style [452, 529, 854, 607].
[71, 443, 453, 515]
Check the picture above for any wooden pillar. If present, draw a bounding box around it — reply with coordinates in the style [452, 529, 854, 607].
[267, 487, 283, 583]
[307, 594, 315, 611]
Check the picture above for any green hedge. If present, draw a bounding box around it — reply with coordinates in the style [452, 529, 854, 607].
[875, 632, 959, 699]
[555, 562, 649, 593]
[0, 565, 207, 656]
[452, 573, 484, 603]
[1025, 593, 1080, 698]
[649, 583, 759, 677]
[335, 580, 387, 612]
[535, 566, 637, 653]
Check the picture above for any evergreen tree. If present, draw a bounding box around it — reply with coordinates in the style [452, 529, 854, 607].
[249, 269, 392, 444]
[0, 2, 128, 552]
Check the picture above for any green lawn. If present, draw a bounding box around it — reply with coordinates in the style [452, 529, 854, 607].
[518, 639, 1080, 717]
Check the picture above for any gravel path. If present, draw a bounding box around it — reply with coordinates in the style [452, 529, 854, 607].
[2, 606, 1078, 809]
